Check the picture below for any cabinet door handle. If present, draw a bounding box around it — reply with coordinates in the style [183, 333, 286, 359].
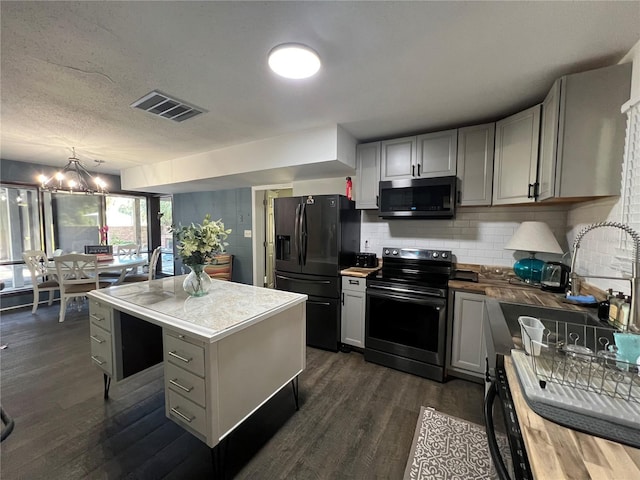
[168, 351, 192, 363]
[91, 355, 106, 366]
[169, 378, 194, 393]
[527, 183, 536, 198]
[90, 335, 105, 344]
[170, 407, 194, 423]
[376, 195, 379, 207]
[412, 165, 415, 176]
[457, 190, 461, 204]
[417, 164, 421, 176]
[341, 292, 345, 305]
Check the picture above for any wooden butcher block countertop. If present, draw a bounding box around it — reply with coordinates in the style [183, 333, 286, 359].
[449, 275, 591, 312]
[340, 265, 381, 278]
[504, 356, 640, 479]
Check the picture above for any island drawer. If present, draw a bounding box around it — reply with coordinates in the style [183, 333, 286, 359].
[164, 332, 205, 377]
[167, 389, 207, 437]
[166, 361, 206, 407]
[342, 276, 366, 293]
[89, 300, 113, 332]
[89, 322, 113, 376]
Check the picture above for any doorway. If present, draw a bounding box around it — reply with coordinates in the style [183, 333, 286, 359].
[251, 185, 292, 287]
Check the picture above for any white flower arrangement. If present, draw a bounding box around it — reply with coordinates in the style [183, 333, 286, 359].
[170, 214, 232, 266]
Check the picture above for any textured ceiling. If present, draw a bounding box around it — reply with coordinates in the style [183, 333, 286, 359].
[1, 1, 639, 181]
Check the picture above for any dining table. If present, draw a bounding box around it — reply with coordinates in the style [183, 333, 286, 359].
[49, 255, 148, 285]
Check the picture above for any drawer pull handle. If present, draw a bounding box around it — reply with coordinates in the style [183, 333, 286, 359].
[170, 407, 194, 423]
[169, 379, 194, 393]
[169, 351, 192, 363]
[91, 355, 106, 366]
[90, 335, 105, 344]
[349, 279, 359, 285]
[90, 314, 104, 322]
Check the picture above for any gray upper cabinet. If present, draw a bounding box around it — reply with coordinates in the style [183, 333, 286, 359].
[380, 129, 457, 181]
[537, 80, 561, 201]
[492, 105, 541, 205]
[416, 129, 458, 177]
[538, 63, 632, 201]
[380, 136, 416, 180]
[456, 123, 495, 206]
[355, 142, 381, 209]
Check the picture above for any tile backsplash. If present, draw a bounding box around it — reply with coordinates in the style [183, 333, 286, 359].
[360, 205, 569, 266]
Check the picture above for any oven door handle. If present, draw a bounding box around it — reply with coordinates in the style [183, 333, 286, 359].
[367, 284, 445, 298]
[367, 287, 446, 306]
[484, 381, 511, 480]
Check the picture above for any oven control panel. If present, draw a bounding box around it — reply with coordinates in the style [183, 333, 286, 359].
[382, 247, 452, 262]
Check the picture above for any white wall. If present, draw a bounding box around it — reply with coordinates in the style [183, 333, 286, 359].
[292, 176, 346, 196]
[121, 124, 351, 191]
[361, 205, 569, 266]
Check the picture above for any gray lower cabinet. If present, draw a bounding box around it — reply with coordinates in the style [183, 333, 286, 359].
[341, 276, 366, 348]
[355, 142, 380, 209]
[163, 330, 208, 439]
[89, 299, 114, 376]
[449, 291, 487, 379]
[456, 123, 495, 206]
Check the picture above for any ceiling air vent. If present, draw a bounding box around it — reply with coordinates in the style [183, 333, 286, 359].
[130, 90, 206, 122]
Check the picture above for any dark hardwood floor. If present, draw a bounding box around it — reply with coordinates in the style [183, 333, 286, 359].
[0, 302, 484, 479]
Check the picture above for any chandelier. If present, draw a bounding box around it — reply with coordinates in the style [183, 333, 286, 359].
[38, 148, 107, 194]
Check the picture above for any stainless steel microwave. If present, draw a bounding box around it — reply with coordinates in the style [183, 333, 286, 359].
[378, 176, 456, 219]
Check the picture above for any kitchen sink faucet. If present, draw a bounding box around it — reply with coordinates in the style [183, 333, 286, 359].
[569, 221, 640, 333]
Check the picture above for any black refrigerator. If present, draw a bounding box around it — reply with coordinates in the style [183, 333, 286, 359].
[274, 194, 360, 351]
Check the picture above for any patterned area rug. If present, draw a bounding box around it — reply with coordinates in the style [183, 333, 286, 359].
[403, 406, 510, 480]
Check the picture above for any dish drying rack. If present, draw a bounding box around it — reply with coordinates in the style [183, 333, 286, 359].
[522, 319, 640, 404]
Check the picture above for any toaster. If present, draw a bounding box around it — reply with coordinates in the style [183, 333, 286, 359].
[355, 252, 377, 268]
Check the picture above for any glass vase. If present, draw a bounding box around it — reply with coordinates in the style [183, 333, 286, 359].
[183, 264, 212, 297]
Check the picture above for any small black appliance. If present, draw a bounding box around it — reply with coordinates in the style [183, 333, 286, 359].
[540, 261, 570, 293]
[355, 252, 377, 268]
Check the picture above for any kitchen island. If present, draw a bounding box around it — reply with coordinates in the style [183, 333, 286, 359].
[86, 276, 307, 449]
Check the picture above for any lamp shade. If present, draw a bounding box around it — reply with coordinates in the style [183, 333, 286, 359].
[504, 221, 563, 254]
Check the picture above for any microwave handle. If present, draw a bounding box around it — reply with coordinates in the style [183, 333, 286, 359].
[484, 381, 511, 480]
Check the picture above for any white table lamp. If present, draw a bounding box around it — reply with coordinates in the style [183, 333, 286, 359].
[505, 221, 563, 283]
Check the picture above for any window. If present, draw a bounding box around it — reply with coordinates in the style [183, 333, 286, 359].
[0, 184, 42, 290]
[105, 195, 148, 253]
[159, 196, 174, 275]
[50, 192, 102, 253]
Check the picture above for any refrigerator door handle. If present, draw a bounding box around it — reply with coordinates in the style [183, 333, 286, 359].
[275, 274, 331, 284]
[294, 203, 302, 266]
[301, 203, 308, 266]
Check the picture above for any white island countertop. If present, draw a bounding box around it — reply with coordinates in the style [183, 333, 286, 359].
[87, 276, 307, 343]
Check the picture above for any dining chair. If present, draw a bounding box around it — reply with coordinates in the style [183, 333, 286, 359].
[122, 246, 162, 283]
[22, 250, 59, 314]
[115, 244, 139, 256]
[54, 254, 111, 323]
[204, 253, 233, 281]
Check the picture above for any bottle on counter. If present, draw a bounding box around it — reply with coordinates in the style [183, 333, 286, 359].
[618, 296, 631, 330]
[598, 289, 613, 322]
[609, 291, 625, 326]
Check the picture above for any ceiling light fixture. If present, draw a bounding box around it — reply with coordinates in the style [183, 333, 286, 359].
[268, 43, 321, 79]
[38, 148, 107, 194]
